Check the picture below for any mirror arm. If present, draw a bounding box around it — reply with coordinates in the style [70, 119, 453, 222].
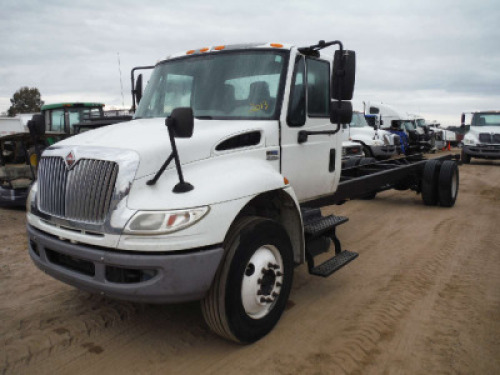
[147, 116, 194, 193]
[298, 40, 343, 56]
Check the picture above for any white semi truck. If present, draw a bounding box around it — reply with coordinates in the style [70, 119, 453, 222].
[461, 111, 500, 163]
[27, 41, 460, 343]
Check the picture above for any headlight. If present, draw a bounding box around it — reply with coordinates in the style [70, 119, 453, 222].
[464, 138, 475, 145]
[26, 182, 37, 213]
[124, 206, 209, 234]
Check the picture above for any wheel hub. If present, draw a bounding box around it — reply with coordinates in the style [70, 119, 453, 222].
[241, 246, 284, 319]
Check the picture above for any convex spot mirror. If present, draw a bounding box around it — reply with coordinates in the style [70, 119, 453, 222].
[331, 101, 353, 125]
[27, 114, 46, 137]
[332, 50, 356, 101]
[167, 107, 194, 138]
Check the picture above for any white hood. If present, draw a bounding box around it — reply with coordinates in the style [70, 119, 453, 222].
[56, 118, 274, 178]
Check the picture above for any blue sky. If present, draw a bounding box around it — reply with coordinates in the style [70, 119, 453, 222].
[1, 0, 499, 125]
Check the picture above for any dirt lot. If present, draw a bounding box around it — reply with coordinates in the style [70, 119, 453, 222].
[1, 155, 499, 375]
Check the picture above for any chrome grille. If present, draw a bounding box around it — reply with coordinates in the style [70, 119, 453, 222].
[38, 157, 118, 223]
[494, 134, 500, 144]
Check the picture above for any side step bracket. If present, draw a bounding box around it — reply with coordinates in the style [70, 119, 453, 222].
[302, 207, 359, 277]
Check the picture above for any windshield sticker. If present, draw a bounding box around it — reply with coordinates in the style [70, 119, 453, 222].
[250, 101, 269, 112]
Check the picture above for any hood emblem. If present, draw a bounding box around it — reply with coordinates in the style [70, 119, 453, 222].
[64, 151, 76, 170]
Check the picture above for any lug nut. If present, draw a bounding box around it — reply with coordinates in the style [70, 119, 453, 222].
[257, 290, 263, 295]
[276, 271, 283, 277]
[260, 297, 267, 303]
[276, 282, 282, 287]
[257, 278, 262, 284]
[272, 292, 279, 297]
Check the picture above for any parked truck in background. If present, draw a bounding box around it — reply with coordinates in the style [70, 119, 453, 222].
[364, 102, 435, 154]
[26, 41, 460, 343]
[0, 102, 131, 206]
[461, 111, 500, 163]
[343, 111, 399, 159]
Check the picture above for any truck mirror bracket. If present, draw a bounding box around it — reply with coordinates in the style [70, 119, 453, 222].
[146, 110, 194, 193]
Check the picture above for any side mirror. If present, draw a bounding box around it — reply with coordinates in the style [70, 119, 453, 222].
[27, 114, 46, 137]
[460, 113, 465, 126]
[167, 107, 194, 138]
[331, 50, 356, 100]
[330, 101, 352, 124]
[135, 74, 143, 105]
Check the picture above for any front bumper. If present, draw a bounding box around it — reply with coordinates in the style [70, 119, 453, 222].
[0, 186, 28, 207]
[27, 224, 224, 303]
[370, 145, 397, 158]
[463, 144, 500, 159]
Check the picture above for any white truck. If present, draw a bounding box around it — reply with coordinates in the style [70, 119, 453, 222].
[461, 111, 500, 163]
[26, 41, 460, 343]
[365, 102, 435, 154]
[342, 111, 398, 159]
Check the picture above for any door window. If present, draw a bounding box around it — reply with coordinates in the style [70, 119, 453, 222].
[306, 58, 330, 117]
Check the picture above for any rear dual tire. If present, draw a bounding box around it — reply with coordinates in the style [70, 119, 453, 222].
[421, 160, 459, 207]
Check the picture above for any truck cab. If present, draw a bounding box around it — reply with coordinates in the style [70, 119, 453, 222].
[461, 111, 500, 163]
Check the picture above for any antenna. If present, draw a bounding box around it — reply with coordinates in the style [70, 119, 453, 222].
[117, 52, 125, 107]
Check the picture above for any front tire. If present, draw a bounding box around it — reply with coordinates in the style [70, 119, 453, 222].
[201, 217, 294, 343]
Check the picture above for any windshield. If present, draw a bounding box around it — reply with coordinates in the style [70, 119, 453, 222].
[416, 119, 426, 127]
[472, 113, 500, 126]
[135, 50, 289, 120]
[350, 112, 369, 127]
[402, 120, 416, 131]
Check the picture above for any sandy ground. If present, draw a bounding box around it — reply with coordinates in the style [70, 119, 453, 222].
[1, 154, 499, 375]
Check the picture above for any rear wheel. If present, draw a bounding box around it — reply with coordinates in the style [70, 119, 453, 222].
[201, 217, 294, 343]
[438, 160, 459, 207]
[421, 159, 441, 206]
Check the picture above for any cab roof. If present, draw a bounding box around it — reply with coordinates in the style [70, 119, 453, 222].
[41, 102, 104, 111]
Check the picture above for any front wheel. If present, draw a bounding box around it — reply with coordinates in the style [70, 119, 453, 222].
[201, 217, 294, 343]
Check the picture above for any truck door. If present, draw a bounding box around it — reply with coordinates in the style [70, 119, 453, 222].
[281, 55, 341, 202]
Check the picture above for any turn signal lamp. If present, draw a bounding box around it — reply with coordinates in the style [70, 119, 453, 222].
[200, 47, 209, 53]
[186, 50, 195, 55]
[270, 43, 283, 48]
[214, 45, 225, 51]
[284, 177, 289, 185]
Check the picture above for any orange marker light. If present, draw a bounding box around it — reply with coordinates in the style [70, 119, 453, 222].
[284, 177, 289, 185]
[186, 50, 195, 55]
[270, 43, 283, 48]
[200, 47, 209, 52]
[214, 45, 225, 51]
